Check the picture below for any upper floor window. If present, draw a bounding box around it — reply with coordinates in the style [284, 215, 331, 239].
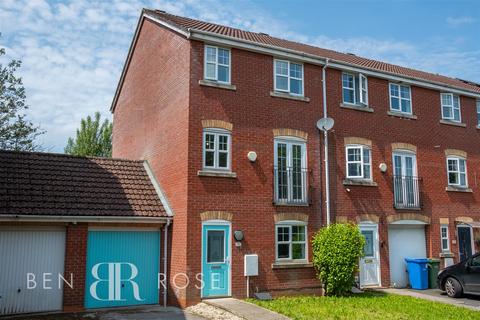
[276, 222, 307, 261]
[274, 137, 307, 204]
[447, 156, 467, 187]
[203, 129, 231, 171]
[204, 46, 230, 83]
[274, 59, 303, 96]
[342, 72, 368, 106]
[346, 145, 371, 180]
[440, 225, 450, 252]
[476, 100, 480, 126]
[389, 83, 412, 114]
[441, 93, 461, 122]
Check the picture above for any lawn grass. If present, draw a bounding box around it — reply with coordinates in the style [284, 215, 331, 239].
[248, 292, 480, 320]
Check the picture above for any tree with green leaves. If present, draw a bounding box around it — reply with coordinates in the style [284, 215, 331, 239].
[65, 112, 112, 157]
[0, 45, 44, 151]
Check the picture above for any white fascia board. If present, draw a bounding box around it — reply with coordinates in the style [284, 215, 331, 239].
[143, 161, 174, 217]
[0, 215, 170, 223]
[143, 13, 191, 38]
[189, 30, 480, 99]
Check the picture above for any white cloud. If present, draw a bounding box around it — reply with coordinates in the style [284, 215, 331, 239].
[0, 0, 479, 152]
[446, 16, 475, 26]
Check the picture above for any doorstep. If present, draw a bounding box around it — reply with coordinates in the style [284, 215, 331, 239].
[204, 298, 290, 320]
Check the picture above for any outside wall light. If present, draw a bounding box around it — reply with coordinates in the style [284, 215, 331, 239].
[234, 230, 244, 241]
[247, 151, 257, 162]
[379, 163, 388, 173]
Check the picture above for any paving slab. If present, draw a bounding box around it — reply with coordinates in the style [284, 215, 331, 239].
[376, 288, 480, 311]
[204, 298, 290, 320]
[3, 305, 206, 320]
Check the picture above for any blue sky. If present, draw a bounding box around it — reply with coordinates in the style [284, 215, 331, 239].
[0, 0, 479, 152]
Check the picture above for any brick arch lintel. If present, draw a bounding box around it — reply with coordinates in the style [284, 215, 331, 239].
[387, 213, 431, 224]
[356, 214, 380, 224]
[200, 211, 233, 221]
[273, 128, 308, 140]
[391, 143, 417, 153]
[344, 137, 372, 147]
[274, 212, 309, 223]
[202, 120, 233, 131]
[444, 149, 467, 158]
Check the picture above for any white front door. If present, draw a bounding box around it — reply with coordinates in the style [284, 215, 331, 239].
[359, 224, 381, 287]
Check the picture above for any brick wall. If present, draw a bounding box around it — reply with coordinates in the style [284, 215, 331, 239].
[112, 17, 480, 305]
[324, 68, 480, 283]
[63, 223, 87, 312]
[112, 18, 191, 307]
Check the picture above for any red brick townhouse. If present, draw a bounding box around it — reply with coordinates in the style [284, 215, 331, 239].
[0, 151, 172, 315]
[111, 9, 480, 307]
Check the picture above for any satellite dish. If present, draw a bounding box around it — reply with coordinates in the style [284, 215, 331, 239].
[316, 117, 334, 131]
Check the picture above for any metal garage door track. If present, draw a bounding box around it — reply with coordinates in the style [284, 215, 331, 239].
[204, 298, 290, 320]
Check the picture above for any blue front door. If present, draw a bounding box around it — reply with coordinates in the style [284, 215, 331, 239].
[84, 231, 160, 309]
[202, 224, 230, 297]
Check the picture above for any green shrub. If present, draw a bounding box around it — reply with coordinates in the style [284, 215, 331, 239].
[312, 223, 365, 296]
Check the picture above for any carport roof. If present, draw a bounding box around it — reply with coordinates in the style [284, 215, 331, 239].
[0, 150, 169, 218]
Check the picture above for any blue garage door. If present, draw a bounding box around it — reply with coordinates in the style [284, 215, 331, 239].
[85, 230, 160, 309]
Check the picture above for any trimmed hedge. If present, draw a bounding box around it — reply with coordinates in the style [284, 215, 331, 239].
[312, 223, 365, 296]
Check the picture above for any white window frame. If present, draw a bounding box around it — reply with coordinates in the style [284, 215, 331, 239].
[345, 145, 372, 180]
[446, 156, 467, 187]
[275, 220, 308, 262]
[203, 128, 231, 171]
[274, 137, 308, 203]
[441, 93, 461, 122]
[476, 100, 480, 127]
[389, 83, 412, 114]
[273, 59, 304, 96]
[342, 72, 368, 106]
[440, 225, 450, 252]
[204, 45, 231, 84]
[359, 73, 368, 105]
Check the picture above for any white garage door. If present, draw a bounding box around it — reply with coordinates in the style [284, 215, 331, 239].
[388, 225, 426, 288]
[0, 228, 66, 315]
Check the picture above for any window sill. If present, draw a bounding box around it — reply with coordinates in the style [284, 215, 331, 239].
[445, 186, 472, 193]
[343, 179, 378, 187]
[394, 206, 422, 211]
[387, 111, 418, 120]
[274, 202, 309, 207]
[270, 91, 310, 102]
[272, 262, 313, 269]
[339, 103, 374, 113]
[197, 170, 237, 178]
[439, 119, 466, 128]
[199, 79, 237, 91]
[439, 252, 454, 258]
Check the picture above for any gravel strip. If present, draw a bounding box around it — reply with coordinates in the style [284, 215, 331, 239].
[186, 302, 244, 320]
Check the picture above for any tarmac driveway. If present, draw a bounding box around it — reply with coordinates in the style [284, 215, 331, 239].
[3, 305, 206, 320]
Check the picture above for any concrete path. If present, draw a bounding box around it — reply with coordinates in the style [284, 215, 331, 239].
[3, 305, 206, 320]
[377, 288, 480, 311]
[204, 298, 290, 320]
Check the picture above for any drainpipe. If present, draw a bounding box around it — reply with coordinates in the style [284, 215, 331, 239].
[163, 219, 171, 307]
[322, 59, 331, 226]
